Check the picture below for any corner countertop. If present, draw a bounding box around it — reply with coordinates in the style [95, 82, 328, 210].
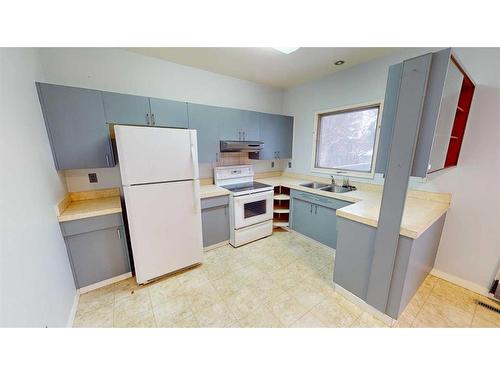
[200, 184, 230, 199]
[255, 175, 451, 239]
[58, 188, 122, 222]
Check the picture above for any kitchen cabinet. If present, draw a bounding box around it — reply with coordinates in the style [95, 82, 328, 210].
[334, 214, 446, 319]
[36, 82, 115, 170]
[240, 110, 261, 141]
[201, 195, 230, 248]
[187, 103, 221, 163]
[218, 108, 260, 141]
[61, 213, 130, 289]
[377, 48, 475, 177]
[290, 189, 351, 249]
[102, 92, 151, 126]
[149, 97, 189, 128]
[259, 113, 293, 160]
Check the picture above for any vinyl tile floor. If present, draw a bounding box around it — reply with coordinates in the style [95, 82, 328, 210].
[73, 230, 500, 328]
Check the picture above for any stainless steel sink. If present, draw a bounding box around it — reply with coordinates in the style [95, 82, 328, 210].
[300, 182, 330, 189]
[319, 185, 357, 193]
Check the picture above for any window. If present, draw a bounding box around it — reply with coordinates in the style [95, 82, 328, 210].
[312, 102, 382, 178]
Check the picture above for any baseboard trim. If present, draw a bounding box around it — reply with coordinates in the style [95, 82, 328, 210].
[334, 284, 395, 326]
[66, 292, 80, 328]
[430, 268, 490, 297]
[77, 272, 132, 295]
[203, 240, 229, 252]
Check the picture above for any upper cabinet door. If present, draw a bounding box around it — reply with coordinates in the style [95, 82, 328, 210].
[187, 103, 221, 163]
[36, 83, 114, 170]
[217, 107, 244, 140]
[259, 113, 294, 159]
[259, 113, 280, 159]
[149, 98, 189, 128]
[278, 115, 294, 159]
[427, 61, 463, 172]
[102, 92, 151, 125]
[240, 110, 260, 141]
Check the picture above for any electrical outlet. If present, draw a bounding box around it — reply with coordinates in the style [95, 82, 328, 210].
[271, 161, 275, 168]
[288, 161, 292, 168]
[88, 173, 98, 183]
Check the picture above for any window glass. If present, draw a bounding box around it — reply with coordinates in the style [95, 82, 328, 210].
[315, 105, 380, 173]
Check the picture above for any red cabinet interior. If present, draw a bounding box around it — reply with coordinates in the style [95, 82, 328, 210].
[444, 57, 475, 168]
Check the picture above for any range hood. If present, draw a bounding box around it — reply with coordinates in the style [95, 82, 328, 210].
[220, 140, 264, 153]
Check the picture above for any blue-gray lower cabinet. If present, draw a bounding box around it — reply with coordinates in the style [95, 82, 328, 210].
[201, 196, 230, 248]
[149, 97, 189, 128]
[36, 82, 115, 170]
[187, 103, 221, 163]
[259, 113, 293, 160]
[290, 189, 351, 249]
[333, 214, 446, 319]
[61, 213, 130, 289]
[102, 91, 151, 126]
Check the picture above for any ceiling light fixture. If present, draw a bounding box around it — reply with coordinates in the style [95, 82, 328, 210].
[272, 47, 300, 54]
[334, 60, 345, 66]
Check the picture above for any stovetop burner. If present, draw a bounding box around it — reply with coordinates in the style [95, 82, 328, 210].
[223, 181, 272, 193]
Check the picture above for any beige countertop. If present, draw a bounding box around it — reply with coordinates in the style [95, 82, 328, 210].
[58, 188, 122, 222]
[199, 184, 230, 199]
[255, 174, 450, 239]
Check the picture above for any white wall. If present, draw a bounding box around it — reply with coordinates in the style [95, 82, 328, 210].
[282, 47, 500, 293]
[0, 48, 76, 327]
[421, 48, 500, 293]
[38, 48, 285, 190]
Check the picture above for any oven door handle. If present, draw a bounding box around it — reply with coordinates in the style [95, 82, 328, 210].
[233, 190, 273, 203]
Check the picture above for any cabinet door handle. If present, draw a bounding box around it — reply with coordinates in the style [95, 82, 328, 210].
[277, 151, 280, 159]
[216, 152, 219, 162]
[243, 131, 245, 140]
[146, 113, 150, 125]
[310, 204, 313, 214]
[315, 205, 318, 215]
[105, 154, 110, 166]
[151, 113, 156, 125]
[117, 228, 121, 239]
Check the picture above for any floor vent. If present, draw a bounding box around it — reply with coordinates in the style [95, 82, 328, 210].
[477, 300, 500, 315]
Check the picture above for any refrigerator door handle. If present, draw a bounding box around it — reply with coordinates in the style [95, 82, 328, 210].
[189, 130, 199, 178]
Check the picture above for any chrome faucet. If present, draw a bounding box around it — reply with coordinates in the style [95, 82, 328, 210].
[330, 175, 336, 187]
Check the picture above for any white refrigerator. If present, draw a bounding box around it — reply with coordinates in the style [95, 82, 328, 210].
[114, 125, 203, 284]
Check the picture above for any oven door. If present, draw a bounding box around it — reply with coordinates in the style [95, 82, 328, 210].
[233, 190, 273, 229]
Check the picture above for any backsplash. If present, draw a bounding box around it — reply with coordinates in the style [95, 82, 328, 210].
[64, 155, 288, 192]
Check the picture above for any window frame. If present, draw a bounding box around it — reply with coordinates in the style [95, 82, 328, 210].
[310, 101, 383, 179]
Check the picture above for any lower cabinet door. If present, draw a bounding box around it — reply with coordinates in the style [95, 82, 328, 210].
[313, 205, 338, 249]
[291, 198, 315, 239]
[201, 205, 230, 247]
[66, 226, 130, 288]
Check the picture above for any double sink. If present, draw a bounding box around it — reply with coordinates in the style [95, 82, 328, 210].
[300, 181, 356, 194]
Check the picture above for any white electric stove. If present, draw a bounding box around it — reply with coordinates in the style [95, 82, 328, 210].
[214, 165, 274, 247]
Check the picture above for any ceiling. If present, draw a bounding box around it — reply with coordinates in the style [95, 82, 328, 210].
[126, 47, 404, 89]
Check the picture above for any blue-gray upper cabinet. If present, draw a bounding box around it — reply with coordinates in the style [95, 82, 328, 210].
[217, 107, 245, 140]
[149, 97, 189, 128]
[187, 103, 221, 163]
[102, 92, 151, 126]
[259, 113, 293, 159]
[36, 82, 115, 170]
[217, 108, 260, 141]
[240, 110, 261, 141]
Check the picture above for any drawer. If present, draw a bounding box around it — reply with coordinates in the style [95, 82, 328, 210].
[291, 189, 351, 210]
[201, 195, 229, 210]
[61, 213, 123, 236]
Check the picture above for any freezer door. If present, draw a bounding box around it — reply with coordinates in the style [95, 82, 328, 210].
[123, 180, 203, 284]
[115, 125, 199, 185]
